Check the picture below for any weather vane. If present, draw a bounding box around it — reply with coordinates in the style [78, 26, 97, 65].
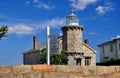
[71, 7, 76, 14]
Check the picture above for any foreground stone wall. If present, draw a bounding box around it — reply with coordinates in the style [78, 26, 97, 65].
[0, 65, 120, 78]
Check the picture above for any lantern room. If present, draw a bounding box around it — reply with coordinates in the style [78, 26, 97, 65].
[66, 10, 79, 25]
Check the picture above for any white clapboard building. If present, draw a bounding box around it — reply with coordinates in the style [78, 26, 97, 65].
[98, 35, 120, 62]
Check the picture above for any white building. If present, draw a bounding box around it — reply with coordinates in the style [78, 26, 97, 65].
[98, 35, 120, 62]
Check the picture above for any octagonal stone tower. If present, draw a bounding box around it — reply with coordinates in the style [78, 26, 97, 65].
[62, 10, 83, 53]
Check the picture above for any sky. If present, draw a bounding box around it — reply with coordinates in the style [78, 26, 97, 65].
[0, 0, 120, 66]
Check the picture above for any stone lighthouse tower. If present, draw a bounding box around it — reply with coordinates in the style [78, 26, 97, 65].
[62, 10, 84, 65]
[62, 10, 83, 52]
[62, 10, 96, 66]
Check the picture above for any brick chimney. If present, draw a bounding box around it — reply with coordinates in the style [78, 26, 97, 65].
[33, 36, 38, 50]
[84, 39, 89, 45]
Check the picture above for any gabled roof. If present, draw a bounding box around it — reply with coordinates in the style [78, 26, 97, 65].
[23, 41, 96, 54]
[23, 42, 46, 55]
[97, 37, 120, 47]
[82, 42, 97, 54]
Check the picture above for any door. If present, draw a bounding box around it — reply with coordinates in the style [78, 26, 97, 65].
[76, 58, 81, 65]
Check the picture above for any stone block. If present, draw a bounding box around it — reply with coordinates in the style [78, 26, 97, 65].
[32, 65, 58, 71]
[115, 66, 120, 72]
[12, 65, 32, 74]
[28, 71, 42, 78]
[82, 66, 96, 76]
[96, 66, 107, 75]
[0, 76, 10, 78]
[10, 71, 42, 78]
[44, 71, 68, 78]
[22, 71, 42, 78]
[0, 66, 13, 77]
[96, 66, 116, 75]
[67, 73, 84, 78]
[58, 65, 83, 74]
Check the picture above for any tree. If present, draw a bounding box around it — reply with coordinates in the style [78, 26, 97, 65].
[40, 48, 68, 65]
[40, 48, 47, 64]
[0, 26, 8, 39]
[51, 51, 68, 65]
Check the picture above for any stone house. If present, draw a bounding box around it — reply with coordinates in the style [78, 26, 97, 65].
[23, 10, 96, 66]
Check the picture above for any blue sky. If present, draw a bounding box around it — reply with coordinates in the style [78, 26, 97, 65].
[0, 0, 120, 65]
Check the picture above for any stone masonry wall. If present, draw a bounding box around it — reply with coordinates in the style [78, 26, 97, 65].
[0, 65, 120, 78]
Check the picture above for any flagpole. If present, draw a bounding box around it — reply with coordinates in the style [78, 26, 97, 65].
[46, 26, 50, 65]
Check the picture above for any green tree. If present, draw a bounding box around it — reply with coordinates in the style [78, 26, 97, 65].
[40, 48, 47, 64]
[40, 48, 68, 65]
[0, 26, 8, 39]
[51, 51, 68, 65]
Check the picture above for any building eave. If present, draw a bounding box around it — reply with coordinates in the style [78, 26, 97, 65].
[23, 42, 46, 55]
[97, 36, 120, 47]
[23, 49, 40, 55]
[82, 42, 97, 54]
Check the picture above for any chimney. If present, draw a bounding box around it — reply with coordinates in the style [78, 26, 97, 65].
[84, 39, 89, 45]
[33, 36, 38, 49]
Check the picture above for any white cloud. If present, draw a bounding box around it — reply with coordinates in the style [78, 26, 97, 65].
[0, 15, 65, 35]
[96, 2, 114, 14]
[25, 0, 54, 10]
[38, 17, 65, 29]
[35, 2, 52, 9]
[25, 1, 30, 4]
[8, 25, 35, 35]
[87, 32, 98, 35]
[70, 0, 97, 10]
[6, 17, 65, 35]
[33, 0, 39, 3]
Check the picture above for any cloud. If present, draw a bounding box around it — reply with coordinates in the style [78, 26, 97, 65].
[25, 0, 54, 10]
[0, 15, 65, 35]
[8, 25, 35, 35]
[33, 0, 39, 3]
[87, 32, 98, 35]
[96, 2, 114, 15]
[25, 1, 30, 5]
[34, 2, 52, 9]
[6, 18, 65, 35]
[38, 17, 65, 29]
[70, 0, 97, 10]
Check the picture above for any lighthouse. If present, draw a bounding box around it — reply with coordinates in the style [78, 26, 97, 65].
[62, 10, 96, 65]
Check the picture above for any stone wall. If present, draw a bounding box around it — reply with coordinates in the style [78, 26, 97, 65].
[0, 65, 120, 78]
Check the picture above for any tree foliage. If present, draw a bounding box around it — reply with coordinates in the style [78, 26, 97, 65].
[40, 48, 47, 64]
[0, 26, 8, 39]
[40, 48, 68, 65]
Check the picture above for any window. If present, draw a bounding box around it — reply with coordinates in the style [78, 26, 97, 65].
[103, 47, 104, 54]
[110, 44, 113, 52]
[104, 57, 109, 61]
[85, 57, 91, 66]
[119, 43, 120, 50]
